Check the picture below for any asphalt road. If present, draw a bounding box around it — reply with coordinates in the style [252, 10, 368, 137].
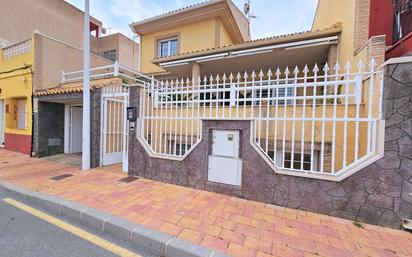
[0, 188, 156, 257]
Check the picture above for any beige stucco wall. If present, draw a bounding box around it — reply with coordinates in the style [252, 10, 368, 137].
[91, 33, 139, 70]
[0, 0, 102, 48]
[33, 33, 112, 91]
[117, 34, 139, 70]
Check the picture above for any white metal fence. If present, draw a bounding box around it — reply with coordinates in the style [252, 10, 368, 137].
[140, 60, 384, 178]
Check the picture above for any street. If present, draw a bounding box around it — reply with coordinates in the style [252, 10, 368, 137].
[0, 188, 155, 257]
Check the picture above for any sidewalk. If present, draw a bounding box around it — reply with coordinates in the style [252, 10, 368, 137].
[1, 149, 411, 257]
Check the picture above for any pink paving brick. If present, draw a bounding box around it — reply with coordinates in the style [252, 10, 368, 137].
[227, 243, 257, 257]
[0, 149, 412, 257]
[200, 235, 229, 253]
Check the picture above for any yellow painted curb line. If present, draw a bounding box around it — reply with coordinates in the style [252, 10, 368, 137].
[3, 198, 141, 257]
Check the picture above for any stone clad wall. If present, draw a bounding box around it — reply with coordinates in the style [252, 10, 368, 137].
[128, 61, 412, 228]
[34, 101, 65, 157]
[33, 89, 101, 168]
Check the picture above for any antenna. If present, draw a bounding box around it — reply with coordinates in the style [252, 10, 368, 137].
[244, 0, 257, 37]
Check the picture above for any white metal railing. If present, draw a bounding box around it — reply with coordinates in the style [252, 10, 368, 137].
[61, 61, 153, 86]
[140, 60, 384, 178]
[2, 39, 31, 60]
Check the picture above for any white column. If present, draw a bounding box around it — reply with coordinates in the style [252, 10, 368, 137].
[82, 0, 91, 171]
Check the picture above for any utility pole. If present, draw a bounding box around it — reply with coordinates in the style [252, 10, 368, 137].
[82, 0, 91, 171]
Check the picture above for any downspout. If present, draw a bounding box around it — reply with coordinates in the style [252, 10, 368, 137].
[28, 66, 34, 157]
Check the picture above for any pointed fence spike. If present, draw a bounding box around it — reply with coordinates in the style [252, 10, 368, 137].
[222, 73, 227, 80]
[243, 71, 248, 79]
[229, 72, 234, 80]
[303, 64, 309, 73]
[267, 68, 272, 77]
[345, 61, 352, 72]
[236, 72, 241, 80]
[275, 67, 281, 76]
[313, 63, 319, 73]
[323, 62, 329, 72]
[334, 62, 340, 72]
[284, 66, 290, 75]
[251, 70, 256, 78]
[293, 65, 299, 75]
[369, 58, 376, 72]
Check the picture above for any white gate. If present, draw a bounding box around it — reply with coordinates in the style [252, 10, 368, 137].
[0, 100, 4, 146]
[101, 85, 129, 171]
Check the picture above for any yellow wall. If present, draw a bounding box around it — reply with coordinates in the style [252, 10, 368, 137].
[140, 18, 236, 74]
[313, 0, 357, 66]
[0, 38, 34, 136]
[219, 20, 236, 47]
[312, 0, 381, 71]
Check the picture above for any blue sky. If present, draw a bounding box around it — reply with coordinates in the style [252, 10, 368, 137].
[66, 0, 319, 40]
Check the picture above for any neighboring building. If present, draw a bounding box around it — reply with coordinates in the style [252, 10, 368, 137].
[0, 39, 33, 154]
[0, 0, 139, 155]
[312, 0, 412, 62]
[0, 0, 102, 48]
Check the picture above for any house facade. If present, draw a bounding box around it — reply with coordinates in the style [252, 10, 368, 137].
[130, 0, 250, 77]
[115, 0, 410, 228]
[0, 0, 139, 155]
[40, 0, 411, 228]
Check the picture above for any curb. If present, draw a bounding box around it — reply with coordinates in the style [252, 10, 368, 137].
[0, 181, 230, 257]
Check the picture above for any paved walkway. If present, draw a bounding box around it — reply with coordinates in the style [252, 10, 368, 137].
[1, 149, 411, 257]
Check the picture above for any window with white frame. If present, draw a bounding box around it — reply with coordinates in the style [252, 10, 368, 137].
[269, 150, 319, 172]
[102, 49, 116, 62]
[158, 37, 178, 58]
[174, 143, 191, 156]
[17, 98, 27, 129]
[254, 82, 295, 105]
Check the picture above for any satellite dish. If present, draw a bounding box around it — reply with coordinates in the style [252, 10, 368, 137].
[101, 28, 107, 34]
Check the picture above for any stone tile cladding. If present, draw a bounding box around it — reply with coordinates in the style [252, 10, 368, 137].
[33, 89, 101, 168]
[129, 62, 412, 228]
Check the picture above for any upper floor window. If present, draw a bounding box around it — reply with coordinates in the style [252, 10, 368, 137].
[158, 37, 178, 58]
[102, 49, 116, 62]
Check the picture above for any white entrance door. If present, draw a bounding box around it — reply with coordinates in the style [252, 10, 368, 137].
[70, 106, 83, 153]
[0, 100, 4, 146]
[102, 98, 125, 166]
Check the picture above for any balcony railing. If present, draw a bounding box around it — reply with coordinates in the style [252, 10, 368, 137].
[139, 60, 384, 180]
[61, 60, 384, 181]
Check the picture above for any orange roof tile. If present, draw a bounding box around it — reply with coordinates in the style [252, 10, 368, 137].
[35, 77, 122, 96]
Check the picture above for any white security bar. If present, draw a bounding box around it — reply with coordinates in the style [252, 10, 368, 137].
[140, 60, 383, 177]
